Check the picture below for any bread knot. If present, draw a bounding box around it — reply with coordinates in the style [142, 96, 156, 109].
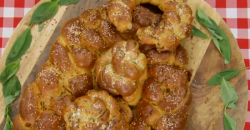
[63, 90, 131, 130]
[107, 0, 193, 51]
[130, 44, 191, 129]
[95, 40, 147, 106]
[133, 65, 191, 129]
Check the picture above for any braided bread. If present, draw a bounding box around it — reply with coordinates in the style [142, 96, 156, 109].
[107, 0, 193, 51]
[94, 40, 147, 106]
[63, 90, 132, 130]
[12, 4, 161, 129]
[119, 5, 162, 40]
[12, 5, 125, 129]
[130, 45, 191, 130]
[12, 0, 193, 129]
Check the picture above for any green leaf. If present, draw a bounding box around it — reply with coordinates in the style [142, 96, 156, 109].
[212, 36, 221, 52]
[227, 103, 237, 110]
[4, 115, 13, 130]
[4, 80, 21, 105]
[220, 78, 238, 109]
[6, 27, 32, 65]
[14, 89, 20, 97]
[207, 68, 243, 86]
[192, 25, 209, 38]
[215, 29, 231, 64]
[58, 0, 80, 5]
[30, 1, 59, 25]
[4, 105, 12, 117]
[196, 8, 212, 24]
[196, 8, 218, 30]
[224, 59, 229, 64]
[224, 109, 237, 130]
[208, 28, 224, 40]
[38, 22, 44, 31]
[196, 8, 231, 64]
[5, 95, 18, 105]
[2, 75, 21, 98]
[0, 60, 20, 84]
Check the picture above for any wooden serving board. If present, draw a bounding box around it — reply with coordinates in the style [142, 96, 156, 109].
[0, 0, 248, 129]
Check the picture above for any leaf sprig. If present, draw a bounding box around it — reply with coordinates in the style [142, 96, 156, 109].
[207, 67, 249, 130]
[192, 25, 209, 38]
[221, 78, 238, 130]
[221, 78, 238, 110]
[0, 0, 80, 129]
[194, 8, 248, 130]
[192, 8, 231, 64]
[207, 68, 248, 86]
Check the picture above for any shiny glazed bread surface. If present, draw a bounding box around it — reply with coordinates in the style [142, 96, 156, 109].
[107, 0, 193, 51]
[131, 45, 191, 130]
[12, 0, 193, 129]
[63, 90, 132, 130]
[94, 40, 148, 106]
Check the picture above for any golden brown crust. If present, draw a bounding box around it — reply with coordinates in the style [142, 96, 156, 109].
[63, 90, 129, 130]
[130, 118, 151, 130]
[50, 41, 73, 72]
[148, 64, 190, 84]
[98, 20, 124, 46]
[146, 49, 176, 65]
[116, 97, 133, 123]
[70, 47, 97, 69]
[15, 12, 105, 128]
[14, 1, 192, 130]
[107, 0, 136, 32]
[79, 9, 102, 29]
[155, 96, 191, 130]
[107, 0, 193, 51]
[131, 42, 191, 129]
[52, 95, 75, 116]
[175, 45, 189, 68]
[62, 18, 83, 46]
[16, 58, 95, 129]
[137, 0, 193, 52]
[33, 111, 66, 130]
[117, 97, 133, 130]
[36, 63, 63, 99]
[119, 5, 162, 42]
[132, 6, 162, 28]
[145, 45, 188, 67]
[13, 115, 28, 130]
[136, 100, 162, 126]
[19, 82, 41, 126]
[78, 7, 124, 53]
[81, 27, 108, 52]
[68, 74, 93, 98]
[133, 64, 191, 129]
[95, 40, 147, 106]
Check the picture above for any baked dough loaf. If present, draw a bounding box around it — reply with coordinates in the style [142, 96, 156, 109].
[131, 45, 191, 130]
[12, 0, 193, 129]
[107, 0, 193, 51]
[12, 4, 161, 130]
[119, 5, 162, 41]
[94, 40, 147, 106]
[12, 5, 124, 130]
[63, 90, 132, 130]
